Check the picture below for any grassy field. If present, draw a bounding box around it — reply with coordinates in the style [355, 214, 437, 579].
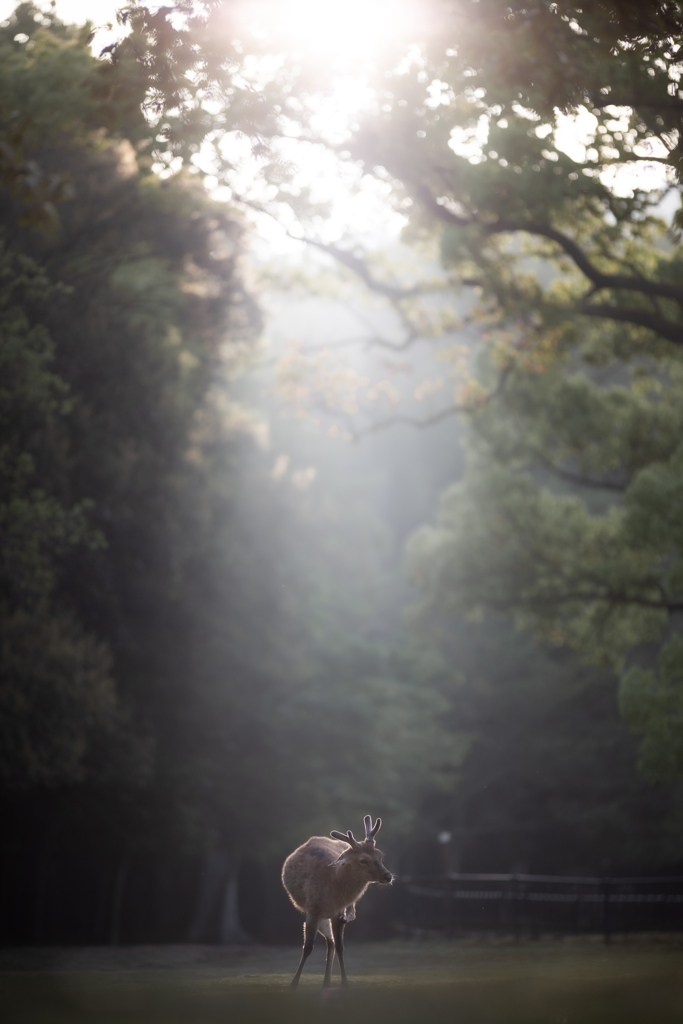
[2, 935, 683, 1023]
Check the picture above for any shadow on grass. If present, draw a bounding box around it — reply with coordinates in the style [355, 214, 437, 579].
[3, 969, 683, 1024]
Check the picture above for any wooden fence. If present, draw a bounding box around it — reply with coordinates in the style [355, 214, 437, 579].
[392, 873, 683, 941]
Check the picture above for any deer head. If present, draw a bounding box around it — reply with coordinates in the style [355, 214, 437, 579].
[330, 815, 392, 884]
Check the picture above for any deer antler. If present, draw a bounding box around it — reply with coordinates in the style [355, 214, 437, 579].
[364, 815, 382, 844]
[330, 829, 361, 850]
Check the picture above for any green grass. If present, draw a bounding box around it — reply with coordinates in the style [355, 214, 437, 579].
[2, 936, 683, 1023]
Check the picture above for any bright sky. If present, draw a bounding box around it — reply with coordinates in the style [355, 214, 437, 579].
[0, 0, 121, 64]
[0, 0, 416, 59]
[0, 0, 116, 18]
[238, 0, 417, 59]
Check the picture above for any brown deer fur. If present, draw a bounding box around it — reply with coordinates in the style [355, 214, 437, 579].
[282, 815, 392, 989]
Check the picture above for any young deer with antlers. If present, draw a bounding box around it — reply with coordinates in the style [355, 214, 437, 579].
[282, 814, 393, 989]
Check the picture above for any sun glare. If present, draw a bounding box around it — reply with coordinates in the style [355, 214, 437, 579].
[0, 0, 420, 86]
[239, 0, 416, 63]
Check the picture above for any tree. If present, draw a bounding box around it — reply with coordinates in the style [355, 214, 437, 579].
[0, 216, 121, 788]
[415, 616, 683, 874]
[0, 4, 268, 934]
[324, 0, 683, 781]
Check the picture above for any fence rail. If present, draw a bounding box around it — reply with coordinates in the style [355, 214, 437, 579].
[392, 873, 683, 941]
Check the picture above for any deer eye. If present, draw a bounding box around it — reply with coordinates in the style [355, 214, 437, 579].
[360, 858, 368, 865]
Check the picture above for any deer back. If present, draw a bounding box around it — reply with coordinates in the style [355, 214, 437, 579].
[282, 837, 350, 913]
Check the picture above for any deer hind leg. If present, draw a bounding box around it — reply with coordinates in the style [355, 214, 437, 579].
[332, 913, 348, 988]
[290, 913, 318, 990]
[318, 919, 335, 988]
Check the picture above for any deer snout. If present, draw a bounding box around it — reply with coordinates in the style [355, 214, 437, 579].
[381, 871, 393, 884]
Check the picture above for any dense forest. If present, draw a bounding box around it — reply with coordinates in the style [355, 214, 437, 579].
[2, 0, 683, 945]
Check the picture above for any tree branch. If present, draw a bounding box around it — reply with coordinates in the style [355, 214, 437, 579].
[538, 458, 629, 492]
[296, 236, 421, 302]
[232, 191, 458, 301]
[581, 301, 683, 345]
[489, 591, 683, 612]
[350, 365, 511, 440]
[589, 95, 683, 113]
[497, 223, 683, 306]
[415, 186, 683, 308]
[350, 404, 468, 440]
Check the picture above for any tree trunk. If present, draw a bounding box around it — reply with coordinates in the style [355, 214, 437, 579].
[33, 853, 50, 944]
[188, 850, 226, 943]
[188, 850, 253, 944]
[109, 853, 130, 945]
[218, 857, 252, 945]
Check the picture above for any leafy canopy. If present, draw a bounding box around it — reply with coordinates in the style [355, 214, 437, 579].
[366, 1, 683, 781]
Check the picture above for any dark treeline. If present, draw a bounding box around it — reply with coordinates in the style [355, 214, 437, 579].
[2, 1, 683, 948]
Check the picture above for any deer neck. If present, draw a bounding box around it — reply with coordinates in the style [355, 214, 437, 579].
[333, 860, 369, 904]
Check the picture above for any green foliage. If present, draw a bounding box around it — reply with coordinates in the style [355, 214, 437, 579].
[0, 240, 100, 608]
[0, 4, 456, 900]
[621, 636, 683, 781]
[407, 462, 667, 667]
[0, 609, 116, 787]
[0, 5, 264, 826]
[93, 0, 683, 797]
[424, 617, 683, 872]
[334, 1, 683, 781]
[111, 1, 287, 152]
[0, 234, 118, 787]
[0, 3, 147, 227]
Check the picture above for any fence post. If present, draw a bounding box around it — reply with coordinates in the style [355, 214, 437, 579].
[437, 831, 452, 938]
[573, 882, 580, 934]
[602, 879, 612, 945]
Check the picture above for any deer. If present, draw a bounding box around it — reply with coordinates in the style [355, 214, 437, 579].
[281, 814, 393, 989]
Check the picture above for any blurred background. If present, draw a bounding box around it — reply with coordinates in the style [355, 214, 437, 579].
[2, 0, 683, 949]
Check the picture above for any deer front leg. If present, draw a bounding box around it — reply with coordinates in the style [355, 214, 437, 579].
[332, 913, 348, 988]
[319, 919, 335, 988]
[291, 913, 318, 990]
